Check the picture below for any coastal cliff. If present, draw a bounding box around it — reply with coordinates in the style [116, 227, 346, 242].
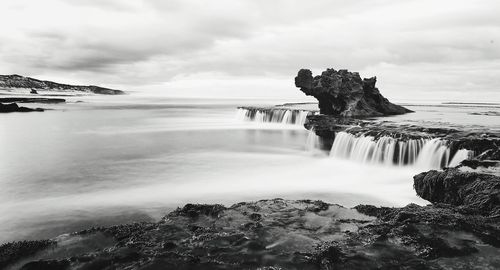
[295, 69, 411, 117]
[0, 74, 125, 95]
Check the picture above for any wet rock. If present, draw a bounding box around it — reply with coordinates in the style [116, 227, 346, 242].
[0, 240, 56, 269]
[168, 203, 226, 218]
[458, 159, 499, 169]
[295, 68, 412, 117]
[248, 213, 262, 221]
[20, 259, 70, 270]
[414, 168, 500, 216]
[0, 103, 44, 113]
[449, 138, 500, 159]
[328, 203, 500, 268]
[29, 89, 38, 94]
[0, 97, 65, 104]
[5, 199, 500, 269]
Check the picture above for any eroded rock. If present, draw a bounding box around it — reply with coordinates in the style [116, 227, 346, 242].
[414, 168, 500, 216]
[3, 199, 500, 269]
[295, 69, 412, 117]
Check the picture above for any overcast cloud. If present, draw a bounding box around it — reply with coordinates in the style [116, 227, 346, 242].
[0, 0, 499, 101]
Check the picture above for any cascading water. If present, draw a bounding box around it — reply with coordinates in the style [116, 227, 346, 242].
[330, 132, 470, 169]
[306, 129, 320, 152]
[448, 149, 472, 167]
[237, 108, 313, 126]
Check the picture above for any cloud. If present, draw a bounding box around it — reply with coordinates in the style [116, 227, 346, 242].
[0, 0, 498, 101]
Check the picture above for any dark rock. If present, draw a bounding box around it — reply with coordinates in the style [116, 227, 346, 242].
[30, 89, 38, 94]
[20, 259, 70, 270]
[414, 168, 500, 216]
[6, 199, 500, 269]
[0, 74, 125, 95]
[162, 242, 177, 250]
[0, 240, 56, 269]
[248, 213, 262, 221]
[449, 138, 500, 159]
[0, 103, 44, 113]
[0, 97, 65, 104]
[458, 159, 499, 169]
[295, 68, 412, 117]
[168, 203, 227, 218]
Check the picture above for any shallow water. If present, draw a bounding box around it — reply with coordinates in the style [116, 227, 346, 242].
[0, 95, 499, 243]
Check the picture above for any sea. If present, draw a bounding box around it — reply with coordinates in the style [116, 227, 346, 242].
[1, 93, 499, 243]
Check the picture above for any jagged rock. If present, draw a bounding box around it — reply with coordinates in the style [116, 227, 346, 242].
[29, 89, 38, 94]
[414, 168, 500, 216]
[0, 74, 125, 95]
[295, 69, 412, 117]
[3, 199, 500, 269]
[0, 103, 44, 113]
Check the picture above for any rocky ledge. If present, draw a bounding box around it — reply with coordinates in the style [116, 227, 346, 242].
[295, 69, 412, 117]
[304, 114, 500, 159]
[3, 166, 500, 270]
[0, 98, 66, 104]
[0, 74, 125, 95]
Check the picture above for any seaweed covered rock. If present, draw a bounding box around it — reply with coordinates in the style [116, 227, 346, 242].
[414, 168, 500, 216]
[295, 69, 412, 117]
[4, 199, 500, 269]
[0, 240, 56, 269]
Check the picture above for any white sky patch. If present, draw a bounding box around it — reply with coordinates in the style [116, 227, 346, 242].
[0, 0, 499, 101]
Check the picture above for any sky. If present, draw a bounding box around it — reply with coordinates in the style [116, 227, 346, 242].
[0, 0, 499, 102]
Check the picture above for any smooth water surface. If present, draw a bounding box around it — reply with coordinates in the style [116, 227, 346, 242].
[1, 95, 499, 243]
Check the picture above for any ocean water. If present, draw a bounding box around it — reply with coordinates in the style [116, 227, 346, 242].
[1, 95, 499, 244]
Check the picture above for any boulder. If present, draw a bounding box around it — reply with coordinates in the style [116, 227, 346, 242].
[414, 168, 500, 216]
[295, 68, 412, 117]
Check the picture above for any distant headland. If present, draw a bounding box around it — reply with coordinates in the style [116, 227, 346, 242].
[0, 74, 125, 95]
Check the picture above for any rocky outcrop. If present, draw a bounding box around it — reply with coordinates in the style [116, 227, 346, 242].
[3, 198, 500, 269]
[0, 74, 125, 95]
[0, 97, 65, 104]
[295, 69, 412, 117]
[0, 103, 44, 113]
[414, 168, 500, 216]
[303, 114, 500, 159]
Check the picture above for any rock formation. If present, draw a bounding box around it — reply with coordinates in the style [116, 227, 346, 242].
[295, 69, 412, 117]
[3, 198, 500, 269]
[0, 74, 125, 95]
[0, 103, 44, 113]
[414, 168, 500, 216]
[0, 97, 65, 104]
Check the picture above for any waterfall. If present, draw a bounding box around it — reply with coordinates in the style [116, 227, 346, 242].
[414, 138, 450, 169]
[448, 149, 472, 167]
[306, 129, 320, 152]
[237, 108, 313, 126]
[330, 132, 469, 169]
